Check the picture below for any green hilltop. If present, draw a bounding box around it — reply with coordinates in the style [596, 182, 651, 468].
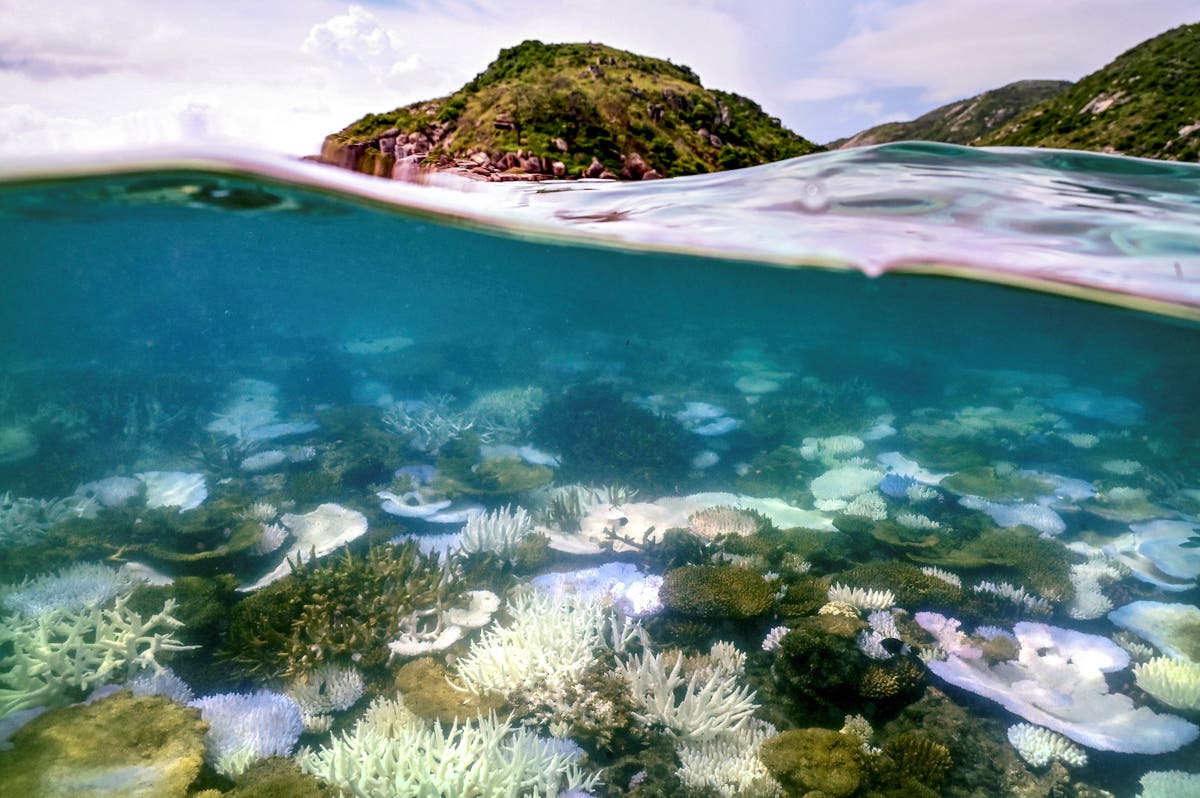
[979, 22, 1200, 160]
[827, 80, 1071, 149]
[320, 40, 821, 180]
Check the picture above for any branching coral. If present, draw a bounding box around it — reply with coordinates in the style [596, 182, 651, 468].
[1134, 657, 1200, 711]
[618, 644, 758, 741]
[0, 595, 193, 718]
[297, 696, 599, 797]
[223, 541, 460, 677]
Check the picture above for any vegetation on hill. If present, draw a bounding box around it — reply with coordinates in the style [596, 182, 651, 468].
[323, 40, 821, 180]
[828, 80, 1071, 149]
[980, 23, 1200, 160]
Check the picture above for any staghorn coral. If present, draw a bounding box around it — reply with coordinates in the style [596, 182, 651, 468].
[297, 695, 599, 797]
[0, 594, 193, 718]
[222, 541, 460, 677]
[675, 718, 783, 797]
[619, 645, 758, 741]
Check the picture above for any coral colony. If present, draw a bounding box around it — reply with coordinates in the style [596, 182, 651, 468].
[1, 192, 1199, 795]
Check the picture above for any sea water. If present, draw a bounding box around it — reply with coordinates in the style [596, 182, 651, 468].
[0, 144, 1197, 796]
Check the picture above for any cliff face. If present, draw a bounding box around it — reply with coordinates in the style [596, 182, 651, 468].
[321, 40, 821, 181]
[980, 23, 1200, 161]
[828, 80, 1071, 149]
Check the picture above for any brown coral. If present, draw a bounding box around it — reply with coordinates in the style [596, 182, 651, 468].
[884, 732, 953, 786]
[659, 564, 775, 619]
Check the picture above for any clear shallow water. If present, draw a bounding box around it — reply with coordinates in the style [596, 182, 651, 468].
[0, 147, 1197, 797]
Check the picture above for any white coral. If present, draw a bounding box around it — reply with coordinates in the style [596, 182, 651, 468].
[297, 695, 598, 797]
[454, 590, 606, 698]
[827, 583, 895, 611]
[920, 566, 961, 588]
[285, 663, 366, 732]
[1134, 657, 1200, 712]
[676, 719, 783, 797]
[896, 511, 940, 530]
[458, 504, 534, 561]
[1007, 722, 1087, 767]
[619, 648, 758, 741]
[190, 690, 304, 778]
[844, 491, 888, 521]
[1137, 770, 1200, 798]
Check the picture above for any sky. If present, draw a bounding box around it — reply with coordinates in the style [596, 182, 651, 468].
[1, 0, 1196, 157]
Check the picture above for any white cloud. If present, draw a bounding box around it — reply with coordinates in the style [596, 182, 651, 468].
[782, 77, 861, 102]
[301, 4, 421, 82]
[821, 0, 1200, 103]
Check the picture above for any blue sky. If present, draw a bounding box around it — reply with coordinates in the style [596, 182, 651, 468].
[0, 0, 1195, 156]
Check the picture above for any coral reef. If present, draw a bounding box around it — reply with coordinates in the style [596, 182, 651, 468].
[759, 727, 865, 797]
[533, 383, 697, 491]
[297, 695, 599, 797]
[222, 542, 458, 677]
[189, 690, 304, 778]
[0, 594, 193, 717]
[1006, 722, 1088, 768]
[659, 565, 775, 619]
[0, 692, 206, 797]
[1134, 656, 1200, 711]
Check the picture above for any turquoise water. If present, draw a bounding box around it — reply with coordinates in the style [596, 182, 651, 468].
[0, 147, 1198, 796]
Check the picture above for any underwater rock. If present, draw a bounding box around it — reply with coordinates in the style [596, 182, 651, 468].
[0, 424, 37, 464]
[1047, 388, 1143, 426]
[0, 692, 206, 797]
[240, 503, 368, 591]
[1108, 601, 1200, 662]
[136, 471, 207, 511]
[926, 621, 1199, 753]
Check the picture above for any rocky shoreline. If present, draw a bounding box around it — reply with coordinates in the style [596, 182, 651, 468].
[318, 127, 668, 182]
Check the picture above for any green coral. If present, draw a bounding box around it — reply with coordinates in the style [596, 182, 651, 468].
[913, 526, 1076, 601]
[831, 561, 964, 610]
[759, 727, 865, 798]
[534, 383, 698, 492]
[658, 565, 775, 619]
[433, 439, 553, 496]
[942, 466, 1053, 501]
[221, 542, 459, 677]
[773, 616, 868, 718]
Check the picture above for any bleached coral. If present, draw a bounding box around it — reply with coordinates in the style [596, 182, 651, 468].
[827, 583, 895, 611]
[844, 491, 888, 521]
[454, 590, 607, 699]
[285, 663, 366, 733]
[1067, 556, 1124, 620]
[1007, 723, 1087, 767]
[676, 718, 783, 797]
[619, 647, 758, 741]
[761, 625, 789, 652]
[1134, 657, 1200, 712]
[297, 695, 598, 797]
[921, 566, 961, 588]
[810, 465, 883, 502]
[0, 595, 193, 718]
[381, 397, 482, 452]
[689, 505, 762, 539]
[1, 562, 142, 617]
[190, 690, 304, 778]
[799, 435, 864, 465]
[840, 714, 878, 754]
[458, 504, 534, 561]
[906, 482, 939, 503]
[896, 511, 940, 530]
[128, 666, 194, 704]
[256, 522, 289, 555]
[1102, 459, 1142, 475]
[972, 581, 1052, 614]
[857, 609, 903, 661]
[0, 491, 97, 546]
[1137, 770, 1200, 798]
[914, 612, 981, 660]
